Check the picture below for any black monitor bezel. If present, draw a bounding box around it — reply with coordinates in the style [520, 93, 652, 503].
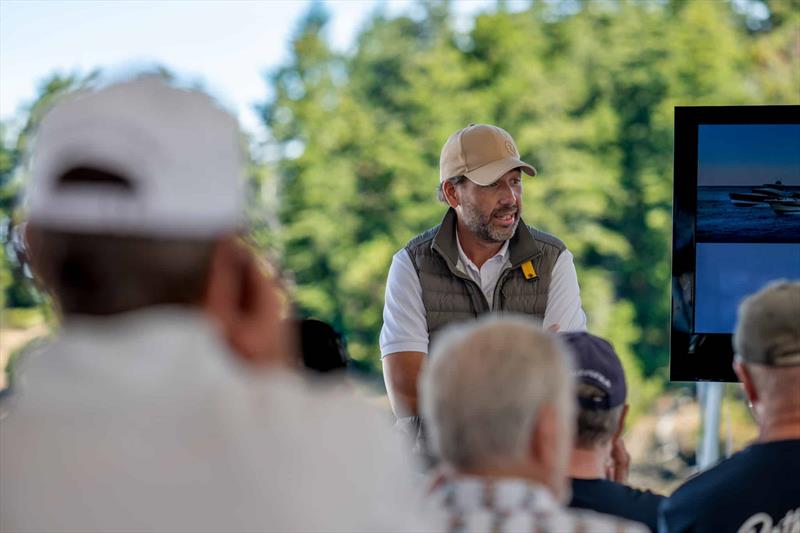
[670, 105, 800, 382]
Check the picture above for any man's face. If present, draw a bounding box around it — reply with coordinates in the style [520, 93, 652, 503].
[454, 169, 523, 243]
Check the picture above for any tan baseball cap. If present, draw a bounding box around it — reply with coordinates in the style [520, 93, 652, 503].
[439, 124, 537, 186]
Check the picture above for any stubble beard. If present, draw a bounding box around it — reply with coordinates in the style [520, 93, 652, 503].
[460, 200, 519, 243]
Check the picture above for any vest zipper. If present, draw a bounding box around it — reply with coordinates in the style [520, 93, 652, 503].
[492, 268, 513, 312]
[465, 278, 490, 314]
[440, 261, 490, 314]
[492, 255, 540, 312]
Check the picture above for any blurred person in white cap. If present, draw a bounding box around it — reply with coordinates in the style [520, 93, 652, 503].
[380, 124, 586, 435]
[420, 315, 646, 533]
[0, 76, 433, 533]
[659, 280, 800, 533]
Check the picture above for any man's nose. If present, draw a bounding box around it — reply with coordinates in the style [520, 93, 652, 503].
[498, 182, 517, 205]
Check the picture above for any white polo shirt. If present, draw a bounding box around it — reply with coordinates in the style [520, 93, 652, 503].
[380, 235, 587, 357]
[0, 307, 435, 532]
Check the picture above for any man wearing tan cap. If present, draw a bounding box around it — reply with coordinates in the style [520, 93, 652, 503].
[380, 123, 587, 425]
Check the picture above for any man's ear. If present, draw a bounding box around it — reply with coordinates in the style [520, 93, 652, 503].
[734, 360, 759, 407]
[528, 404, 570, 501]
[443, 180, 460, 209]
[529, 404, 555, 464]
[204, 236, 293, 366]
[613, 404, 629, 441]
[204, 236, 247, 330]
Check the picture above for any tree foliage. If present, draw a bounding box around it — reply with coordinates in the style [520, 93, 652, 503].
[1, 72, 99, 310]
[261, 0, 798, 404]
[1, 1, 796, 406]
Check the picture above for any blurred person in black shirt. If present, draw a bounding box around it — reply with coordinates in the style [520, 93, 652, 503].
[297, 318, 349, 374]
[659, 280, 800, 533]
[563, 332, 665, 532]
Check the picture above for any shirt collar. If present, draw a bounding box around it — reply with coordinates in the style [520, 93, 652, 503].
[434, 475, 559, 514]
[46, 306, 235, 377]
[60, 305, 214, 344]
[455, 230, 510, 273]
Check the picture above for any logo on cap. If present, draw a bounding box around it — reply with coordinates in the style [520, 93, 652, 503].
[505, 141, 517, 155]
[575, 369, 612, 389]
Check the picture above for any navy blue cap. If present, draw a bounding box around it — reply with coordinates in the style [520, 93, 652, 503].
[561, 332, 627, 410]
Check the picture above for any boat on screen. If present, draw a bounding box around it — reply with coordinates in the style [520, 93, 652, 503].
[728, 180, 800, 211]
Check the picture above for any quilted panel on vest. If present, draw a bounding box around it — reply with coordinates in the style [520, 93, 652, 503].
[406, 222, 565, 347]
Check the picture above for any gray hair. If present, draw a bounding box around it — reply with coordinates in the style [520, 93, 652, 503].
[420, 315, 575, 469]
[575, 383, 624, 448]
[734, 280, 800, 367]
[437, 175, 467, 204]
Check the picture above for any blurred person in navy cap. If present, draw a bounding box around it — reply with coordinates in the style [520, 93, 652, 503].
[562, 332, 665, 532]
[0, 76, 433, 533]
[659, 281, 800, 533]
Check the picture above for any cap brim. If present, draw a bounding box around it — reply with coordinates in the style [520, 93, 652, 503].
[464, 156, 537, 186]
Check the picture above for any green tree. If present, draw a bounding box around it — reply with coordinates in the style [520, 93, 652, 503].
[1, 72, 99, 312]
[260, 0, 796, 392]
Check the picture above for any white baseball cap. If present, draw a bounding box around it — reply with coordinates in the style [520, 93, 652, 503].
[25, 77, 245, 237]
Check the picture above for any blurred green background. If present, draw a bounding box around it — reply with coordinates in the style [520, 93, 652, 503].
[1, 0, 797, 490]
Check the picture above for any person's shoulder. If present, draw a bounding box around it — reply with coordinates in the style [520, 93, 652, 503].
[524, 225, 567, 252]
[673, 444, 778, 498]
[387, 247, 415, 272]
[667, 463, 731, 506]
[663, 448, 760, 516]
[683, 440, 800, 495]
[661, 442, 800, 533]
[271, 374, 414, 460]
[3, 333, 54, 381]
[569, 478, 663, 532]
[438, 506, 647, 533]
[573, 478, 664, 504]
[749, 438, 800, 457]
[405, 223, 441, 252]
[230, 371, 438, 531]
[247, 372, 430, 512]
[567, 507, 649, 533]
[616, 481, 666, 505]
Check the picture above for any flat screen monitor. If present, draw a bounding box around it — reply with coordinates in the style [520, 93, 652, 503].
[671, 105, 800, 382]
